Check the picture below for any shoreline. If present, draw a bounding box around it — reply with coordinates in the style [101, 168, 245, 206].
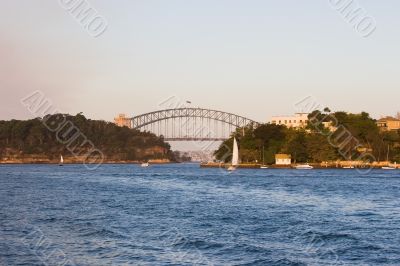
[200, 162, 398, 169]
[1, 161, 397, 169]
[0, 159, 173, 165]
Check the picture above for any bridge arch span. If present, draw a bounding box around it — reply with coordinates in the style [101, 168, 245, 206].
[129, 108, 258, 141]
[131, 108, 257, 129]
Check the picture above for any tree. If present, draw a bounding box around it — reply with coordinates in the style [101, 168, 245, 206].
[284, 130, 309, 163]
[253, 124, 286, 146]
[0, 114, 175, 161]
[306, 133, 337, 162]
[215, 111, 400, 164]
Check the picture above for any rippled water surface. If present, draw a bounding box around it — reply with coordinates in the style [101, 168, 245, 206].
[1, 164, 400, 265]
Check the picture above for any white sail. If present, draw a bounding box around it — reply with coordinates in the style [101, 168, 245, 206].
[60, 155, 64, 164]
[232, 138, 239, 166]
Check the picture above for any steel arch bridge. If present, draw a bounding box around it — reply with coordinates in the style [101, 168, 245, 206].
[130, 108, 258, 141]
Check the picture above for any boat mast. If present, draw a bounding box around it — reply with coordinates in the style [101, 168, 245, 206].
[262, 144, 265, 165]
[387, 144, 390, 163]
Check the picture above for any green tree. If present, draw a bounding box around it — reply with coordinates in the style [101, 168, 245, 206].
[306, 133, 337, 162]
[284, 130, 309, 163]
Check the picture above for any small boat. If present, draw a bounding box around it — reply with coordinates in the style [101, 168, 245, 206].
[295, 164, 313, 170]
[343, 154, 355, 169]
[382, 146, 396, 170]
[260, 145, 268, 169]
[141, 162, 150, 168]
[227, 166, 236, 171]
[227, 137, 239, 172]
[382, 166, 396, 170]
[59, 155, 64, 166]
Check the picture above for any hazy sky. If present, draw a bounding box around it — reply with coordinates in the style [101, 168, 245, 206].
[1, 0, 400, 123]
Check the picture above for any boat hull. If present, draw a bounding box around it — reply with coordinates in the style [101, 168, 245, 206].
[227, 166, 237, 171]
[295, 165, 314, 170]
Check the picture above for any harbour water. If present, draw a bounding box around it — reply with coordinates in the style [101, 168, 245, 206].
[1, 164, 400, 265]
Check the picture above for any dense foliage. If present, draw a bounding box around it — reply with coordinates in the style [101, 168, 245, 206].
[215, 110, 400, 164]
[0, 113, 175, 161]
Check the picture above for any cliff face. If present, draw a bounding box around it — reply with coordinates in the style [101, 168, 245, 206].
[0, 114, 175, 163]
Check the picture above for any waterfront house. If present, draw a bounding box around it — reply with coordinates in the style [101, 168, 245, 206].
[275, 154, 292, 165]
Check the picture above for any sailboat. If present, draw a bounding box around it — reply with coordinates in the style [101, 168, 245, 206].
[382, 145, 396, 170]
[227, 138, 239, 171]
[59, 155, 64, 166]
[260, 144, 268, 169]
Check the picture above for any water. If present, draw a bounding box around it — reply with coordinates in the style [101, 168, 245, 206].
[1, 164, 400, 265]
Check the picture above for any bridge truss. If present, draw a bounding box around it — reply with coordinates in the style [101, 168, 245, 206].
[130, 108, 257, 141]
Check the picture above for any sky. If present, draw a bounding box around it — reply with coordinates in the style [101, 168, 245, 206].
[1, 0, 400, 123]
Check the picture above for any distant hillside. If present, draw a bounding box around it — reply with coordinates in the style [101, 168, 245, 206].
[0, 113, 175, 163]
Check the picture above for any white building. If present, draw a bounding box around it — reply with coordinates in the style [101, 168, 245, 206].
[271, 113, 309, 129]
[275, 154, 292, 165]
[114, 114, 132, 128]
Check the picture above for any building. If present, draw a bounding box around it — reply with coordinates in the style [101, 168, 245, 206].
[377, 117, 400, 131]
[114, 114, 132, 128]
[271, 113, 309, 129]
[275, 154, 291, 165]
[271, 112, 337, 132]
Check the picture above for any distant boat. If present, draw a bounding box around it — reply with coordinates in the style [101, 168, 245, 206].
[295, 164, 313, 170]
[141, 162, 150, 168]
[382, 166, 396, 170]
[382, 145, 396, 170]
[344, 154, 355, 169]
[260, 144, 268, 169]
[59, 155, 64, 166]
[227, 138, 239, 172]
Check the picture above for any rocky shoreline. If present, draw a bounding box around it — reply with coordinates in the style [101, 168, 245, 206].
[200, 162, 399, 169]
[0, 158, 171, 164]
